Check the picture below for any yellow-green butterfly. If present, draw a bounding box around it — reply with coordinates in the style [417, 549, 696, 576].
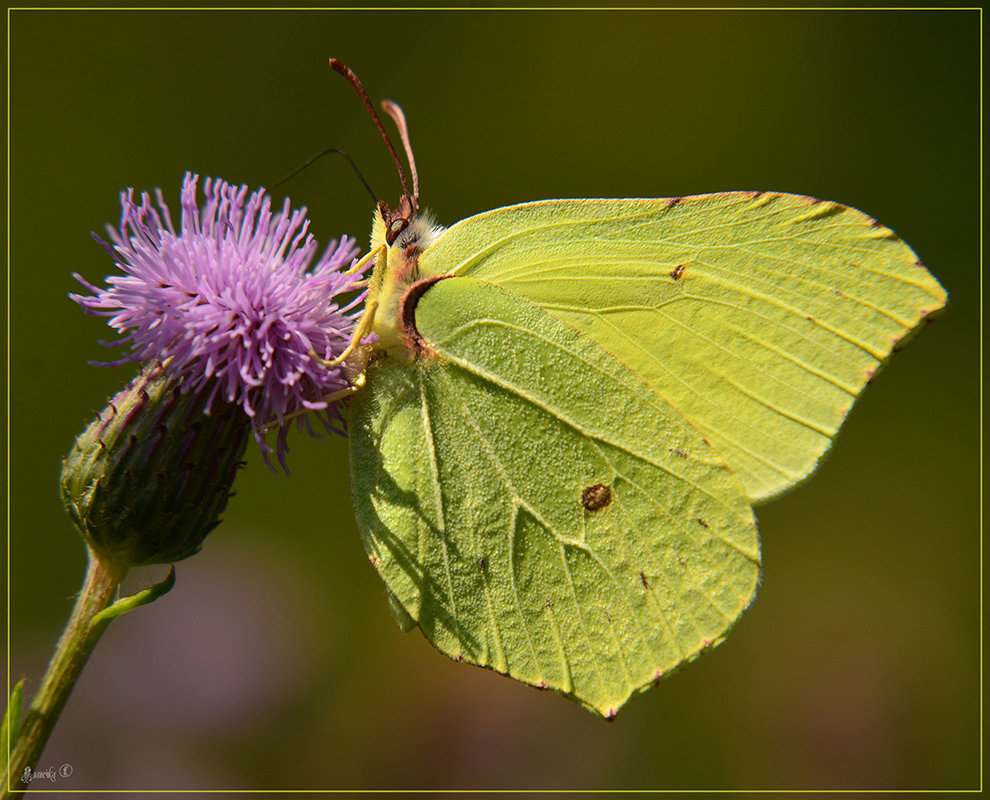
[330, 60, 946, 718]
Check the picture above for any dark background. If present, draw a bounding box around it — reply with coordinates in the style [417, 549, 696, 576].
[7, 9, 979, 791]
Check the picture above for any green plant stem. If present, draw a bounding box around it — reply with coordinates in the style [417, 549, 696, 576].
[2, 553, 125, 800]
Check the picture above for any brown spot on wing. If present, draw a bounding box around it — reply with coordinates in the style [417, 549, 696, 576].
[581, 483, 612, 511]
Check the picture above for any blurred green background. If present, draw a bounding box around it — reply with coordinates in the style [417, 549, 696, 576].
[7, 9, 978, 791]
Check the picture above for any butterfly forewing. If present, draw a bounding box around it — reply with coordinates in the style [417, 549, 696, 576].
[350, 276, 759, 717]
[416, 194, 947, 503]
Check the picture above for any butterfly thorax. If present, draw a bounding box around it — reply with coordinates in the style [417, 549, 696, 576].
[367, 205, 444, 357]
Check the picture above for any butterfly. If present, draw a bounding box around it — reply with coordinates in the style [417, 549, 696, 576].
[329, 60, 947, 718]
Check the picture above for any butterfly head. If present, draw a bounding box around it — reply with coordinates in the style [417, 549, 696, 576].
[373, 195, 440, 251]
[378, 193, 417, 247]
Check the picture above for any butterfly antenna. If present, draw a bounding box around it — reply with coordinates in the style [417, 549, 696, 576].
[381, 100, 419, 208]
[270, 147, 379, 204]
[329, 58, 413, 205]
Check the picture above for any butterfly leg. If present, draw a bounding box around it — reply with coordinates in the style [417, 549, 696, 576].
[317, 243, 388, 368]
[344, 245, 381, 277]
[323, 371, 365, 401]
[256, 372, 367, 433]
[322, 299, 379, 367]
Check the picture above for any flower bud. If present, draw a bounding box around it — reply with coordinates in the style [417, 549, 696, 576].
[60, 362, 250, 568]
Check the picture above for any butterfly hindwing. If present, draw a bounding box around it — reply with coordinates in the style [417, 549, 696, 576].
[350, 276, 759, 717]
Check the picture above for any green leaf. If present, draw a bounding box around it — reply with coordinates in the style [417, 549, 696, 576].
[418, 194, 947, 503]
[351, 277, 760, 717]
[88, 565, 176, 637]
[1, 679, 25, 773]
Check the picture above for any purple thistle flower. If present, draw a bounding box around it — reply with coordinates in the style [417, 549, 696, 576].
[73, 172, 366, 470]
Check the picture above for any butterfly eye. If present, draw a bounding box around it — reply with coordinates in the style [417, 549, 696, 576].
[386, 217, 409, 245]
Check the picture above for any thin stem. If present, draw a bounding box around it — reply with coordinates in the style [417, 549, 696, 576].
[2, 553, 125, 799]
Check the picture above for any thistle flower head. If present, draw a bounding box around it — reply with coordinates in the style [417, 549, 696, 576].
[72, 172, 365, 469]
